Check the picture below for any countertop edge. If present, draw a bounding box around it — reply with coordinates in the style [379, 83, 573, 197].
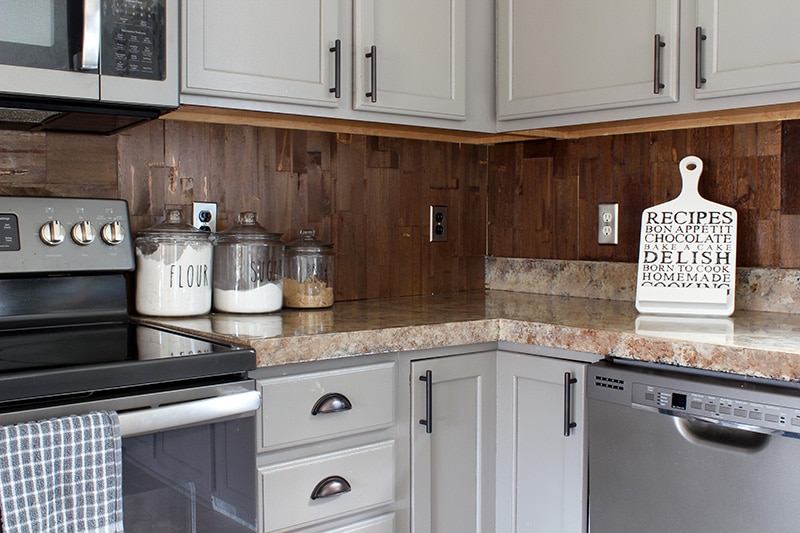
[135, 291, 800, 382]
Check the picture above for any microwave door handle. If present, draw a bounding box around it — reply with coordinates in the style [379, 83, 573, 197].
[80, 0, 101, 71]
[117, 389, 262, 437]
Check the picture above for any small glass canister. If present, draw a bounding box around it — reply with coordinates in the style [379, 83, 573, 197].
[135, 209, 213, 317]
[212, 212, 284, 313]
[283, 229, 334, 308]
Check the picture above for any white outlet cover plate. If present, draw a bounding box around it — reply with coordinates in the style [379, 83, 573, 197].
[192, 202, 217, 232]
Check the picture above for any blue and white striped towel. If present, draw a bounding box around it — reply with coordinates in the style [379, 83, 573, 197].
[0, 411, 123, 533]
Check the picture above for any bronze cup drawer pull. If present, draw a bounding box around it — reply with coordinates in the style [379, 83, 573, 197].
[311, 392, 353, 415]
[310, 475, 352, 500]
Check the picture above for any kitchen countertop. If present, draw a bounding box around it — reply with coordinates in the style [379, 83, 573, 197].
[137, 290, 800, 382]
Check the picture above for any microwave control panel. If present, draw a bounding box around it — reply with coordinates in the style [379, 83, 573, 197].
[102, 0, 166, 80]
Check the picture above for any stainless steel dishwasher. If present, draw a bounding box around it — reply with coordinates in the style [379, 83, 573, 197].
[587, 359, 800, 533]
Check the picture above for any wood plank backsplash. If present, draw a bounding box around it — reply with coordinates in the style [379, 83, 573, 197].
[1, 118, 799, 301]
[488, 121, 800, 268]
[0, 120, 487, 301]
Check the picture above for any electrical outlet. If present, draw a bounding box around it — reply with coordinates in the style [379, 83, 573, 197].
[598, 203, 618, 245]
[192, 202, 218, 233]
[430, 205, 448, 242]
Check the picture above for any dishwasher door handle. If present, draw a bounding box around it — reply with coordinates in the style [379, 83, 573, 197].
[118, 389, 262, 438]
[673, 416, 770, 453]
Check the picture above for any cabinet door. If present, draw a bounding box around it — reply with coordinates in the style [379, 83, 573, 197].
[410, 352, 495, 533]
[695, 0, 800, 99]
[183, 0, 342, 107]
[353, 0, 466, 120]
[497, 0, 679, 120]
[495, 353, 587, 533]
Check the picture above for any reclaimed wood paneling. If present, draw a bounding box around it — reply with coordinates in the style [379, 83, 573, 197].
[488, 121, 794, 268]
[119, 122, 487, 301]
[4, 117, 800, 299]
[782, 121, 800, 215]
[0, 130, 116, 198]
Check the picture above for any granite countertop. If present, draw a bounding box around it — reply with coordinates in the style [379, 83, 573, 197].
[136, 290, 800, 383]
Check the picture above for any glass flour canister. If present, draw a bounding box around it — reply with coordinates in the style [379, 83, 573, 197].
[135, 209, 213, 317]
[212, 212, 284, 313]
[283, 229, 334, 308]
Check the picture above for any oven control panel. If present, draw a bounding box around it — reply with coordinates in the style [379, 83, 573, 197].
[0, 197, 134, 273]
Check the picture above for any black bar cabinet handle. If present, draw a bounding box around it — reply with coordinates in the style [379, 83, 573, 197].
[366, 45, 377, 102]
[653, 34, 666, 94]
[695, 26, 707, 89]
[563, 372, 578, 437]
[419, 370, 432, 434]
[329, 39, 341, 98]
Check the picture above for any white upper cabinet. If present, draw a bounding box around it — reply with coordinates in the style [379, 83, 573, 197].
[352, 0, 466, 120]
[181, 0, 489, 130]
[695, 0, 800, 99]
[498, 0, 800, 131]
[183, 0, 343, 107]
[497, 0, 679, 120]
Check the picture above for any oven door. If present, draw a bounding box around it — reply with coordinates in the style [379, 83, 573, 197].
[0, 380, 261, 533]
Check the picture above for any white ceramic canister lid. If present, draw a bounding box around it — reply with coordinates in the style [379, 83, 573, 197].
[134, 209, 213, 316]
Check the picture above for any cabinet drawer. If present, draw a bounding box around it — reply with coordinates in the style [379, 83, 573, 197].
[320, 513, 395, 533]
[259, 441, 395, 532]
[258, 363, 395, 451]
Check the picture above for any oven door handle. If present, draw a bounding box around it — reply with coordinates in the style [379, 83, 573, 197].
[118, 389, 261, 438]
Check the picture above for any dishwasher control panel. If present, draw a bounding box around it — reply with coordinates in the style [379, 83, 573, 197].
[631, 382, 796, 434]
[589, 360, 800, 436]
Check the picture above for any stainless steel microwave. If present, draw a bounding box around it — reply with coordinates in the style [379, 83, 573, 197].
[0, 0, 178, 134]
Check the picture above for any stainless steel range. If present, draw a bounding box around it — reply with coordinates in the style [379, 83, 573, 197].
[0, 196, 260, 532]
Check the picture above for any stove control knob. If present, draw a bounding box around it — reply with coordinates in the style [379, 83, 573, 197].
[100, 221, 126, 245]
[71, 220, 96, 246]
[39, 220, 66, 246]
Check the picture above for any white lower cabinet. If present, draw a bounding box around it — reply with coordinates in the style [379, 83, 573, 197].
[253, 359, 400, 533]
[259, 441, 395, 532]
[253, 346, 592, 532]
[322, 513, 396, 533]
[409, 351, 497, 533]
[495, 351, 589, 533]
[406, 346, 592, 533]
[257, 363, 396, 452]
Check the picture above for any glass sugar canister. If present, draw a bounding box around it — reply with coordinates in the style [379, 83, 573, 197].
[212, 212, 284, 313]
[135, 209, 213, 317]
[283, 229, 334, 308]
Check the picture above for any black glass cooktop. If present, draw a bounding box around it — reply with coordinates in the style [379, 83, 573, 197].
[0, 322, 256, 405]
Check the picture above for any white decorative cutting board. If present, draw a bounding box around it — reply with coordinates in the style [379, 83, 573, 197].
[635, 155, 737, 316]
